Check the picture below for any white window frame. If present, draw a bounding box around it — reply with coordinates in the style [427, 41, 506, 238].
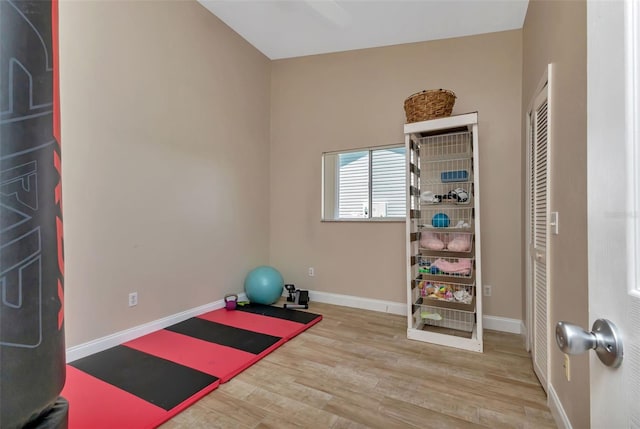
[321, 144, 406, 222]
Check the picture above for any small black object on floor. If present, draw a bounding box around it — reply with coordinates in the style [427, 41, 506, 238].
[237, 303, 318, 324]
[283, 284, 310, 310]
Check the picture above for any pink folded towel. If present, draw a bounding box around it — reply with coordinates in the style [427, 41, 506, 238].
[446, 233, 472, 252]
[420, 232, 445, 250]
[421, 233, 472, 252]
[432, 258, 472, 275]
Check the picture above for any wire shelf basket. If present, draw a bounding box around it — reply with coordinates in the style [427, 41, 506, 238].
[420, 158, 472, 185]
[417, 255, 474, 279]
[416, 131, 471, 160]
[419, 231, 474, 253]
[412, 304, 474, 332]
[419, 182, 472, 206]
[419, 206, 474, 230]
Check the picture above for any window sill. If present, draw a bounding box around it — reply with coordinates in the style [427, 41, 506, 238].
[321, 218, 406, 223]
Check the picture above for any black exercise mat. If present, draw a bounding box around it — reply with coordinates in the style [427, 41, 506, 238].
[237, 303, 322, 325]
[165, 317, 281, 355]
[69, 345, 218, 411]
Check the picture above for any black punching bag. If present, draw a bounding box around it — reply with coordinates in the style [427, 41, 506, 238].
[1, 0, 68, 428]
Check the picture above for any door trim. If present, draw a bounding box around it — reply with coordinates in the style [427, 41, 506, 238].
[626, 0, 640, 297]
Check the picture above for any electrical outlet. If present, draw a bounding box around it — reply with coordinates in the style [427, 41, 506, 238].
[308, 267, 315, 277]
[564, 353, 571, 381]
[128, 292, 138, 307]
[483, 284, 492, 296]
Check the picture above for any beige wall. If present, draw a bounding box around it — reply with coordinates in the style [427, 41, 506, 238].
[270, 31, 523, 318]
[522, 1, 589, 427]
[59, 1, 271, 347]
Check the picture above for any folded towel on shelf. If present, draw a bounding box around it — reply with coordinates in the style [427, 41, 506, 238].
[420, 191, 441, 203]
[431, 258, 472, 275]
[446, 233, 472, 252]
[454, 220, 471, 228]
[420, 232, 445, 250]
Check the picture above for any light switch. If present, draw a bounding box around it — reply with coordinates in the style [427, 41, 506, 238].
[550, 212, 559, 235]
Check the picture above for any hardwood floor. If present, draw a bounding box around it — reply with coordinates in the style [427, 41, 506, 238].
[160, 302, 556, 429]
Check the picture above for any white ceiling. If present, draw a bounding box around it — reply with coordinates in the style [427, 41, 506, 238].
[198, 0, 529, 60]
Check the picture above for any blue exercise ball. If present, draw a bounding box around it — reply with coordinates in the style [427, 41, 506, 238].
[432, 212, 450, 228]
[244, 266, 284, 305]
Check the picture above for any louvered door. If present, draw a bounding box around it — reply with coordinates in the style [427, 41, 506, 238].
[530, 86, 550, 391]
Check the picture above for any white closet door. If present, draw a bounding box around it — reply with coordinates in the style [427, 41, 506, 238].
[530, 86, 550, 391]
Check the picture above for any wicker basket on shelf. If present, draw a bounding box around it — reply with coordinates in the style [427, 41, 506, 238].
[404, 89, 456, 123]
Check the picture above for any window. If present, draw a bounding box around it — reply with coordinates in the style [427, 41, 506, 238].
[322, 145, 406, 221]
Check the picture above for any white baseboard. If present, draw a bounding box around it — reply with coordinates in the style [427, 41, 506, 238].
[482, 315, 523, 334]
[66, 293, 247, 363]
[308, 290, 523, 335]
[67, 291, 524, 362]
[308, 290, 407, 315]
[521, 320, 530, 351]
[548, 383, 572, 429]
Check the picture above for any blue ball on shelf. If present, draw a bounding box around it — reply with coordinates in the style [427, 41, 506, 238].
[431, 213, 450, 228]
[244, 266, 284, 305]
